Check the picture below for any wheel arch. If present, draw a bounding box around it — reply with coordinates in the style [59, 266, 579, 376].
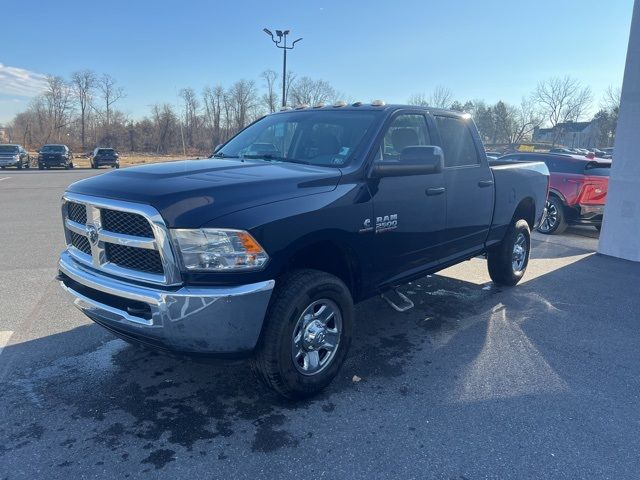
[512, 197, 536, 230]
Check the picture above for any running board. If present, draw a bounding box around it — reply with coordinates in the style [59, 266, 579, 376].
[381, 289, 414, 312]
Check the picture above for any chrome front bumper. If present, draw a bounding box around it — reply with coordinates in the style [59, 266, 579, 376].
[58, 251, 275, 356]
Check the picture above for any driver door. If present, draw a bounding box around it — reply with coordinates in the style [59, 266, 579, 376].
[369, 112, 446, 287]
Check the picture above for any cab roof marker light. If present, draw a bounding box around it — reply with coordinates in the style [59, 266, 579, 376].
[461, 113, 472, 120]
[371, 99, 386, 107]
[313, 102, 325, 108]
[333, 100, 347, 107]
[280, 106, 291, 111]
[294, 104, 309, 110]
[352, 101, 363, 107]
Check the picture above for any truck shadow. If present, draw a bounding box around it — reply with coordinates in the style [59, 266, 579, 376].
[2, 253, 638, 473]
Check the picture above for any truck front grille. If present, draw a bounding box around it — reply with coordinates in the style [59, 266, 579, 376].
[67, 202, 87, 224]
[101, 209, 154, 238]
[62, 194, 180, 285]
[105, 243, 163, 274]
[70, 230, 91, 255]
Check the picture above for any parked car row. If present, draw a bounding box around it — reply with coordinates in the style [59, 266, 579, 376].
[0, 144, 120, 170]
[549, 147, 612, 159]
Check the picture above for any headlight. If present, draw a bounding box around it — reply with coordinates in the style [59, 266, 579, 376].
[171, 229, 269, 271]
[13, 155, 20, 160]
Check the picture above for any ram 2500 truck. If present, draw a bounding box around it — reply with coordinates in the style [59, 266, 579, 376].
[58, 104, 549, 398]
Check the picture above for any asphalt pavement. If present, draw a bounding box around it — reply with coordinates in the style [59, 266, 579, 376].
[1, 168, 639, 479]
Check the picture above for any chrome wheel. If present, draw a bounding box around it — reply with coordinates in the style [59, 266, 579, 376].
[539, 200, 558, 232]
[512, 232, 528, 273]
[291, 299, 342, 376]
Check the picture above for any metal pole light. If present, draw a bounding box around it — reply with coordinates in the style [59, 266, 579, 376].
[263, 28, 302, 107]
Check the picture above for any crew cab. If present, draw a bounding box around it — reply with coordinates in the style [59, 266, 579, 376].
[38, 144, 74, 169]
[499, 152, 610, 233]
[0, 144, 30, 169]
[90, 148, 120, 169]
[57, 103, 548, 398]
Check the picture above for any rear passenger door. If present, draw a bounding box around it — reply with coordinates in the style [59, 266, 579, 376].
[435, 115, 494, 260]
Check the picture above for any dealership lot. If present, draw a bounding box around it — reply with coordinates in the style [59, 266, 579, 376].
[1, 170, 639, 479]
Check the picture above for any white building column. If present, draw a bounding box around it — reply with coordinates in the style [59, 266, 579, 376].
[598, 0, 640, 262]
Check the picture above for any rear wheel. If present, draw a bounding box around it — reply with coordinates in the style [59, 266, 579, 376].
[38, 163, 44, 170]
[17, 161, 23, 170]
[537, 196, 567, 235]
[251, 269, 354, 399]
[488, 219, 531, 286]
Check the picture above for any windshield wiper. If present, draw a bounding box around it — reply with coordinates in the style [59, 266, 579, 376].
[211, 152, 239, 158]
[241, 154, 312, 165]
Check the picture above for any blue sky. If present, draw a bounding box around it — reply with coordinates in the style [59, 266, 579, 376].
[0, 0, 634, 123]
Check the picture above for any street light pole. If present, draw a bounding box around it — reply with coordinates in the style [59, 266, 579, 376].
[263, 28, 302, 107]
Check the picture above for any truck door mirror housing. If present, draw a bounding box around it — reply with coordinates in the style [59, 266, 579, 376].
[372, 146, 444, 177]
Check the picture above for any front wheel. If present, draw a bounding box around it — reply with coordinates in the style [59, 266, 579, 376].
[251, 269, 354, 399]
[488, 219, 531, 286]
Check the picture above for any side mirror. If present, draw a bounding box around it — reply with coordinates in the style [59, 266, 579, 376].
[372, 146, 444, 177]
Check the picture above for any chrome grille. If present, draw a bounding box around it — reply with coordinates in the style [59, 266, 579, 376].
[101, 209, 154, 238]
[67, 202, 87, 224]
[70, 230, 91, 255]
[105, 244, 163, 274]
[61, 193, 181, 285]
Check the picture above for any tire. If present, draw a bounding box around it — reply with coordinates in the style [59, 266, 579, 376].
[38, 163, 44, 170]
[17, 161, 23, 170]
[24, 160, 30, 169]
[488, 219, 531, 287]
[91, 161, 97, 169]
[251, 269, 354, 399]
[537, 196, 567, 235]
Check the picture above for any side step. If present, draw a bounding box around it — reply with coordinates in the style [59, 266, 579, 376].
[381, 288, 414, 312]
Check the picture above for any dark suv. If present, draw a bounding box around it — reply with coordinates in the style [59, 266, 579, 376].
[499, 152, 610, 233]
[38, 144, 74, 169]
[0, 144, 30, 169]
[90, 148, 120, 169]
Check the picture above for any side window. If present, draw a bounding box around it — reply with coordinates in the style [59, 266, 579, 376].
[435, 116, 480, 167]
[377, 114, 431, 162]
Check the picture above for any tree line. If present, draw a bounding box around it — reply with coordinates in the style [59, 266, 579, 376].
[5, 70, 620, 154]
[408, 77, 620, 148]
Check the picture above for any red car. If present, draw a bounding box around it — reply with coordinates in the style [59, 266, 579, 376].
[499, 153, 610, 234]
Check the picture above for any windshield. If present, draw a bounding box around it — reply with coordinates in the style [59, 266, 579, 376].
[97, 149, 116, 154]
[0, 145, 19, 153]
[217, 110, 381, 167]
[41, 145, 65, 153]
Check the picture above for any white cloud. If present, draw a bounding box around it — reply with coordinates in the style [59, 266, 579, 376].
[0, 63, 48, 97]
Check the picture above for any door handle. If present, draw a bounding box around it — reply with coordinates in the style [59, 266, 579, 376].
[426, 187, 446, 196]
[478, 180, 494, 187]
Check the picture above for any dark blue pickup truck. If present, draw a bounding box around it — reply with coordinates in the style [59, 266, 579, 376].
[58, 103, 549, 398]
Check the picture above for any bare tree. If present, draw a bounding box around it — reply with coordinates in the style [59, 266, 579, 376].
[533, 76, 592, 129]
[289, 77, 337, 106]
[601, 85, 621, 114]
[282, 70, 296, 106]
[151, 103, 178, 153]
[203, 85, 225, 148]
[261, 70, 279, 113]
[227, 80, 259, 131]
[71, 70, 96, 150]
[508, 98, 543, 144]
[407, 93, 429, 106]
[96, 73, 126, 142]
[429, 86, 454, 109]
[179, 87, 200, 148]
[43, 76, 74, 142]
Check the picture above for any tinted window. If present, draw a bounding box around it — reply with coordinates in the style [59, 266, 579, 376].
[435, 116, 479, 167]
[0, 145, 19, 153]
[41, 145, 65, 153]
[97, 149, 116, 154]
[377, 114, 431, 162]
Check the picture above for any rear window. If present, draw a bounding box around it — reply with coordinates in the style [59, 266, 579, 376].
[97, 149, 116, 154]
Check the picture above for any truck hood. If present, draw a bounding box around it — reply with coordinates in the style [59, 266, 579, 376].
[67, 159, 342, 227]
